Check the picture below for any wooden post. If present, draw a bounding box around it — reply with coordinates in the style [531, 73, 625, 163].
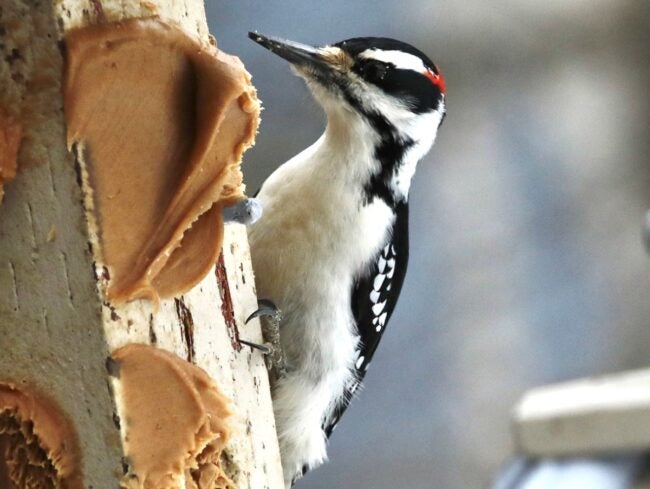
[514, 368, 650, 457]
[0, 1, 283, 487]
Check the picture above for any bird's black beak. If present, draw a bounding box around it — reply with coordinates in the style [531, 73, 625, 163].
[248, 32, 332, 75]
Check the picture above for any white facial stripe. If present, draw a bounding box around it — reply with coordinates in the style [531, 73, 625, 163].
[359, 49, 427, 74]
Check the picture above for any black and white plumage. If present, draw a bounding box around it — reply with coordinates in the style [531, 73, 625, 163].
[323, 200, 408, 438]
[247, 32, 446, 487]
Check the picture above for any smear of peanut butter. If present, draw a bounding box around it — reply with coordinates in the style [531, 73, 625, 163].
[0, 109, 22, 203]
[63, 18, 260, 303]
[112, 344, 233, 489]
[0, 382, 83, 489]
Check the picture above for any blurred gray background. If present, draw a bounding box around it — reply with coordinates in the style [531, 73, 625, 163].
[207, 2, 650, 488]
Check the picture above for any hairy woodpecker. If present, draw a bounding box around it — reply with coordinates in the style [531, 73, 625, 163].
[247, 32, 446, 487]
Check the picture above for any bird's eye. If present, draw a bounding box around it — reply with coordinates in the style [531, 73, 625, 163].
[360, 60, 390, 82]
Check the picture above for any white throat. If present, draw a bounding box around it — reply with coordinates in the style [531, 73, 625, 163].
[390, 104, 445, 198]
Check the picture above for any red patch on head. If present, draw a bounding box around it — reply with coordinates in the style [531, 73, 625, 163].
[424, 68, 446, 94]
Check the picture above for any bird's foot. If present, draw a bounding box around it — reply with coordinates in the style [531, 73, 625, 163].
[237, 338, 273, 355]
[244, 299, 287, 378]
[223, 197, 263, 225]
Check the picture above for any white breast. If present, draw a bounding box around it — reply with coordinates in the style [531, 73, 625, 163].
[247, 115, 396, 485]
[249, 133, 395, 369]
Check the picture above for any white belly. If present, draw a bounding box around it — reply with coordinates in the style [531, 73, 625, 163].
[248, 162, 394, 485]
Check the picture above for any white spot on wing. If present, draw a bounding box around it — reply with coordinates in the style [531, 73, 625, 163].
[373, 273, 386, 291]
[385, 259, 395, 279]
[369, 290, 380, 303]
[378, 312, 388, 326]
[377, 256, 387, 273]
[376, 314, 387, 331]
[356, 356, 365, 369]
[372, 300, 386, 316]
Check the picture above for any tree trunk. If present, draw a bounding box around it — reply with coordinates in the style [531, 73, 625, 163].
[0, 1, 283, 487]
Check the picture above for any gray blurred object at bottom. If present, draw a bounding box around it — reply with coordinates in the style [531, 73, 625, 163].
[494, 456, 650, 489]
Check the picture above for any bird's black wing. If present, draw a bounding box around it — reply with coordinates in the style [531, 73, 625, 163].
[323, 200, 410, 437]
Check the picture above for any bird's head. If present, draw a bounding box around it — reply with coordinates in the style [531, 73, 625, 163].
[249, 33, 446, 147]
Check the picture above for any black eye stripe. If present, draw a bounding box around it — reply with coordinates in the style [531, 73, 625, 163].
[356, 59, 438, 85]
[381, 69, 443, 113]
[354, 59, 439, 86]
[356, 59, 391, 78]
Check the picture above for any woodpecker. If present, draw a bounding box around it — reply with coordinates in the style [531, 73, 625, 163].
[247, 32, 446, 487]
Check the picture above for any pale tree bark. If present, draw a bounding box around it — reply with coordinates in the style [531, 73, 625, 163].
[0, 1, 283, 488]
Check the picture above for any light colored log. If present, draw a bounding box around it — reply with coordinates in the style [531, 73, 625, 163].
[514, 369, 650, 457]
[0, 1, 283, 487]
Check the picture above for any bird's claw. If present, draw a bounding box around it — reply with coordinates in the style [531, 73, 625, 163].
[223, 197, 263, 225]
[238, 339, 273, 355]
[243, 299, 286, 378]
[245, 298, 281, 324]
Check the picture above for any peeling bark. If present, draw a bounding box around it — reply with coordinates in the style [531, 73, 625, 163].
[217, 252, 242, 352]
